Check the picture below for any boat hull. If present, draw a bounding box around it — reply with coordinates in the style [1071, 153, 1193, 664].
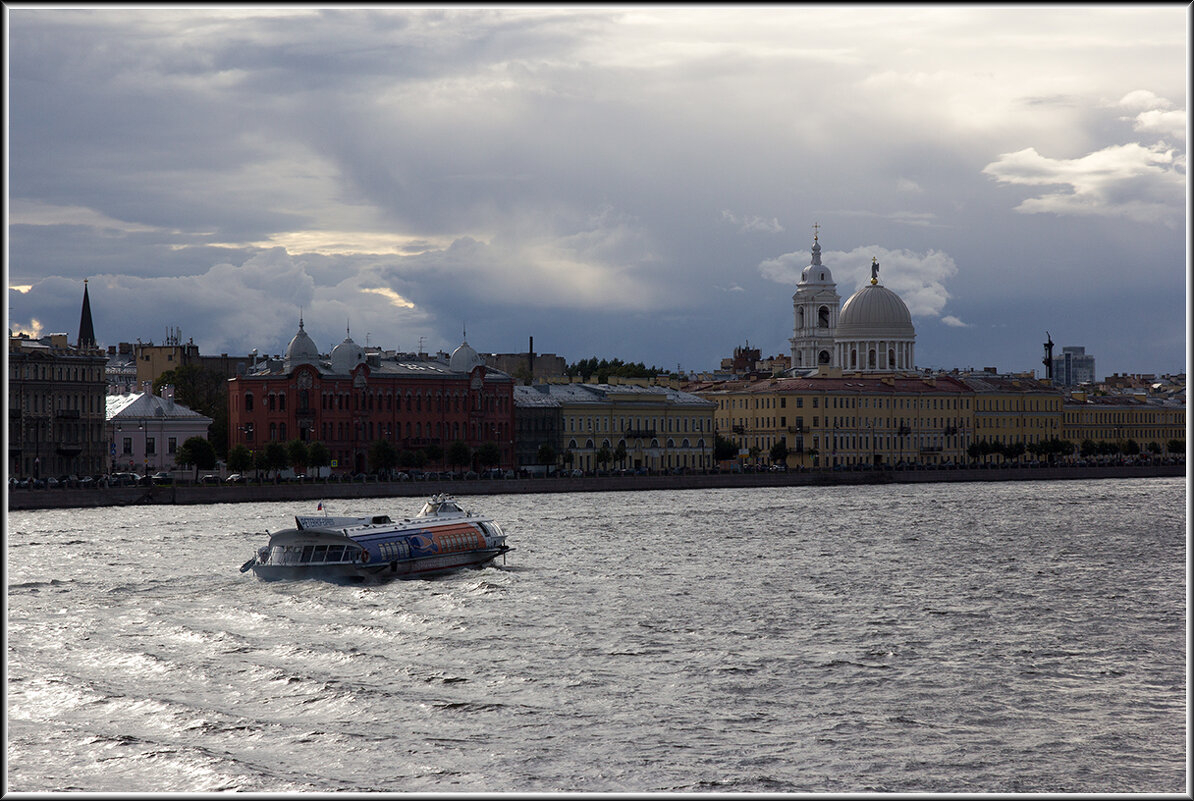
[242, 496, 510, 582]
[249, 546, 510, 582]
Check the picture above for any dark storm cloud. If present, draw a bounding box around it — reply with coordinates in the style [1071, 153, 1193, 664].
[6, 6, 1187, 377]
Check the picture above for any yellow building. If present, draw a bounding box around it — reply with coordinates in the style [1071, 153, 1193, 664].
[690, 372, 977, 469]
[1063, 392, 1186, 455]
[956, 374, 1064, 451]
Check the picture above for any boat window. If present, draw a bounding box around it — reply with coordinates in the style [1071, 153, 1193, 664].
[299, 545, 316, 563]
[325, 545, 344, 563]
[311, 545, 328, 563]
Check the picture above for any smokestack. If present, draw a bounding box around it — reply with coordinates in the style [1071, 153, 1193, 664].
[528, 336, 534, 384]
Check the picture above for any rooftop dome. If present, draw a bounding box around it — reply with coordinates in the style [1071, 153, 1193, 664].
[837, 283, 914, 338]
[330, 327, 365, 373]
[449, 339, 484, 373]
[283, 317, 320, 370]
[799, 238, 834, 285]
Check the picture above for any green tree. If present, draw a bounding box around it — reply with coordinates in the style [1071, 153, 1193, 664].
[614, 440, 628, 470]
[423, 442, 444, 467]
[1166, 439, 1184, 456]
[714, 434, 737, 462]
[227, 444, 253, 475]
[595, 445, 612, 471]
[153, 363, 230, 459]
[368, 439, 398, 476]
[769, 439, 789, 466]
[307, 441, 331, 479]
[263, 441, 288, 482]
[447, 440, 471, 472]
[286, 439, 309, 475]
[398, 449, 422, 469]
[476, 441, 502, 471]
[536, 443, 556, 474]
[176, 436, 217, 481]
[1122, 438, 1141, 456]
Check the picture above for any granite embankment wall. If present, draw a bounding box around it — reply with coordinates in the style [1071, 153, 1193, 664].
[8, 464, 1185, 511]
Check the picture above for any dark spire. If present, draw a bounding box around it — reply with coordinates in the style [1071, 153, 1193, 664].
[77, 279, 97, 349]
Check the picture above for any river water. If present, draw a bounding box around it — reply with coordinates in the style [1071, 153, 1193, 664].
[6, 478, 1187, 793]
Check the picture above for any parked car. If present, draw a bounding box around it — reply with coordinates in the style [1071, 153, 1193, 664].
[226, 473, 246, 484]
[151, 472, 173, 485]
[199, 474, 222, 485]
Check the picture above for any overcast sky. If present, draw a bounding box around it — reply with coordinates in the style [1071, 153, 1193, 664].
[6, 5, 1188, 379]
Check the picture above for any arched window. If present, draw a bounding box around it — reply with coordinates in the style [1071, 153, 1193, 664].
[850, 350, 857, 368]
[869, 349, 877, 369]
[818, 306, 830, 328]
[889, 348, 896, 368]
[797, 307, 805, 328]
[245, 394, 254, 411]
[818, 350, 831, 364]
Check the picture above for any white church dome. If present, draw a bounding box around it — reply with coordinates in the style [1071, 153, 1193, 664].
[837, 284, 914, 337]
[799, 240, 834, 285]
[330, 329, 365, 373]
[283, 317, 319, 370]
[449, 339, 484, 373]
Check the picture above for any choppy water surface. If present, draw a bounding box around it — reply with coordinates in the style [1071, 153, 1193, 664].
[7, 478, 1187, 793]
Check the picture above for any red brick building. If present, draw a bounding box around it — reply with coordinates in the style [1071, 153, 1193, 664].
[227, 321, 514, 475]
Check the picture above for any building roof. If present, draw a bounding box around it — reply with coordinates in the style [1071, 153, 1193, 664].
[106, 392, 213, 424]
[837, 283, 914, 337]
[685, 374, 974, 395]
[514, 382, 715, 408]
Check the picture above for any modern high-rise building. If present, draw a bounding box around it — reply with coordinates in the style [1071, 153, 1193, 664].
[1052, 346, 1097, 386]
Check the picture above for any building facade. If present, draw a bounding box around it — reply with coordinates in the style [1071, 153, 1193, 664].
[8, 282, 109, 479]
[513, 382, 717, 473]
[693, 373, 974, 469]
[106, 386, 214, 476]
[227, 323, 516, 474]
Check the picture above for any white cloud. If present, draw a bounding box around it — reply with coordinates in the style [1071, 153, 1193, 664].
[9, 199, 164, 234]
[940, 315, 970, 328]
[982, 143, 1185, 226]
[720, 209, 783, 233]
[758, 245, 958, 319]
[1114, 90, 1186, 142]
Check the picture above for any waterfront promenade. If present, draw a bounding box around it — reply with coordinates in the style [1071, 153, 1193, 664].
[7, 463, 1185, 511]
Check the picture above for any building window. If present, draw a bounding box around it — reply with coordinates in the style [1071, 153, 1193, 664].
[123, 437, 132, 455]
[168, 437, 177, 455]
[146, 437, 156, 455]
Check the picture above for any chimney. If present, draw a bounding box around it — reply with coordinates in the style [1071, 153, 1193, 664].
[528, 336, 535, 384]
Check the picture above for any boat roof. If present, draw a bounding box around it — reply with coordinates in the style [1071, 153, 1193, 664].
[294, 495, 478, 532]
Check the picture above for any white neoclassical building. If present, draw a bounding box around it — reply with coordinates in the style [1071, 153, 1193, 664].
[789, 233, 916, 374]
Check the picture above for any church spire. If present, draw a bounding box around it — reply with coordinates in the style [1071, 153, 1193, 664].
[77, 279, 96, 350]
[810, 223, 822, 266]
